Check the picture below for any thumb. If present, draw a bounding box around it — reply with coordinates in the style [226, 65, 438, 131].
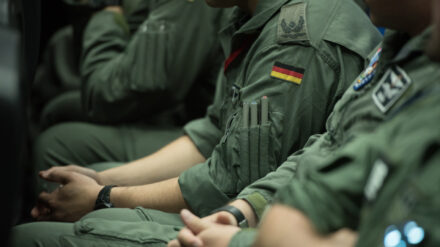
[41, 168, 74, 185]
[216, 211, 238, 226]
[180, 209, 210, 234]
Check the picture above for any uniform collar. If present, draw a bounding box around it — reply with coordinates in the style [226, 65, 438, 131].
[219, 0, 290, 57]
[386, 26, 433, 64]
[222, 0, 290, 36]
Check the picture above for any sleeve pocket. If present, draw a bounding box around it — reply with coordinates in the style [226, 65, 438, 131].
[62, 218, 181, 247]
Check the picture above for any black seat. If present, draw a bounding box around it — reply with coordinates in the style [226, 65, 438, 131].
[0, 25, 25, 246]
[0, 0, 40, 244]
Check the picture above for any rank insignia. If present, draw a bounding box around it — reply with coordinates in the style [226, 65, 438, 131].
[277, 3, 309, 43]
[372, 65, 412, 113]
[271, 62, 305, 85]
[353, 48, 382, 91]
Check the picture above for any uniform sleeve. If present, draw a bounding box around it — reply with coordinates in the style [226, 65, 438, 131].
[228, 229, 258, 247]
[81, 1, 223, 123]
[273, 134, 374, 233]
[180, 39, 365, 216]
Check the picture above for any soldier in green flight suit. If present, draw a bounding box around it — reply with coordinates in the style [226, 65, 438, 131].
[32, 0, 227, 192]
[166, 0, 440, 246]
[11, 0, 381, 245]
[31, 0, 150, 127]
[254, 78, 440, 247]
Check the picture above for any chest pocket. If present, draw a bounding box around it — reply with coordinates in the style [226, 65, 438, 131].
[221, 108, 284, 194]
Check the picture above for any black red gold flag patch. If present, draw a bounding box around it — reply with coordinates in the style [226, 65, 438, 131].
[271, 62, 305, 84]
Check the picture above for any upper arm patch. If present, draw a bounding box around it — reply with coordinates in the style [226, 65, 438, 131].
[277, 2, 310, 43]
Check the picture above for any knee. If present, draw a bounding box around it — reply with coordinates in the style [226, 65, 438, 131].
[33, 123, 84, 171]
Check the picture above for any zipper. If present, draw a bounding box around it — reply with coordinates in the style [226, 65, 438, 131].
[221, 111, 239, 144]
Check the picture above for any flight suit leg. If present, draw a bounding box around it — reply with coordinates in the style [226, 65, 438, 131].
[33, 122, 182, 193]
[10, 208, 182, 247]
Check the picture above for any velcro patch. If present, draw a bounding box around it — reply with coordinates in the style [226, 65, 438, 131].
[271, 62, 305, 84]
[277, 2, 309, 43]
[364, 158, 390, 202]
[372, 66, 412, 113]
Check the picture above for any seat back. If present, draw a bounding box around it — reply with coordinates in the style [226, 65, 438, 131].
[0, 25, 24, 246]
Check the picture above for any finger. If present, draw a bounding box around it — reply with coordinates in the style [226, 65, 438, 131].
[177, 227, 203, 247]
[42, 168, 75, 185]
[215, 211, 237, 226]
[167, 239, 181, 247]
[180, 209, 210, 234]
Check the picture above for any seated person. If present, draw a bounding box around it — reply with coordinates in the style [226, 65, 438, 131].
[32, 0, 227, 193]
[168, 0, 440, 246]
[10, 0, 380, 245]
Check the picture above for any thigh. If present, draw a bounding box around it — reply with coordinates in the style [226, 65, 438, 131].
[64, 208, 182, 247]
[33, 122, 182, 172]
[10, 222, 75, 247]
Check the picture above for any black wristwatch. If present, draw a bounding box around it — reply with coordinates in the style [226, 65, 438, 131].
[211, 205, 249, 228]
[94, 185, 117, 210]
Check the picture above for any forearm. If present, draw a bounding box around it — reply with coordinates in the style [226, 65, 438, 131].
[99, 136, 205, 186]
[254, 205, 327, 247]
[111, 177, 188, 213]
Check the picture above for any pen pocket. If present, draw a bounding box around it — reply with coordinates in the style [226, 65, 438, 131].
[236, 113, 283, 193]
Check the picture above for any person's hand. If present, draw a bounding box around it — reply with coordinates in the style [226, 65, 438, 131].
[31, 169, 103, 222]
[104, 6, 123, 14]
[168, 209, 240, 247]
[323, 228, 358, 247]
[41, 165, 103, 184]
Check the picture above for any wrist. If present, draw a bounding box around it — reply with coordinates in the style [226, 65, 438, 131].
[94, 185, 117, 210]
[211, 205, 248, 228]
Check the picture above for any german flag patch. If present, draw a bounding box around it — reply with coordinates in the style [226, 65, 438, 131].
[271, 62, 305, 85]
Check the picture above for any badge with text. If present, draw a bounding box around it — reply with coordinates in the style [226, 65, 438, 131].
[372, 66, 412, 113]
[271, 62, 305, 85]
[353, 48, 382, 91]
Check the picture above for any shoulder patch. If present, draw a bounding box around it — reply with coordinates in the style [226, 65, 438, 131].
[277, 2, 309, 43]
[372, 66, 412, 113]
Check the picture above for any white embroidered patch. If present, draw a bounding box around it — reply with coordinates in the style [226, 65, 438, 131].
[372, 66, 412, 113]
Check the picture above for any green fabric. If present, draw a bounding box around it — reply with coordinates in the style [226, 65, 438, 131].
[276, 90, 440, 244]
[10, 208, 183, 247]
[236, 28, 439, 222]
[270, 28, 440, 234]
[81, 0, 226, 124]
[33, 122, 182, 192]
[180, 0, 381, 217]
[32, 1, 148, 125]
[229, 228, 258, 247]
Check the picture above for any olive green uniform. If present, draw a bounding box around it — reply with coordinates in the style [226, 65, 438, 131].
[13, 0, 381, 245]
[31, 0, 148, 126]
[275, 89, 440, 247]
[228, 28, 440, 246]
[33, 0, 226, 183]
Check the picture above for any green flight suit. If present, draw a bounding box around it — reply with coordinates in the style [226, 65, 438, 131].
[275, 90, 440, 247]
[31, 0, 147, 125]
[33, 0, 226, 188]
[12, 0, 380, 245]
[226, 28, 440, 246]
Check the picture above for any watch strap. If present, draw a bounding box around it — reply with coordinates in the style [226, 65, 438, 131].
[94, 185, 117, 210]
[211, 205, 248, 228]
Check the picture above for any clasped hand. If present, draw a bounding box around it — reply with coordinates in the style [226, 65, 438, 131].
[168, 209, 241, 247]
[31, 165, 103, 222]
